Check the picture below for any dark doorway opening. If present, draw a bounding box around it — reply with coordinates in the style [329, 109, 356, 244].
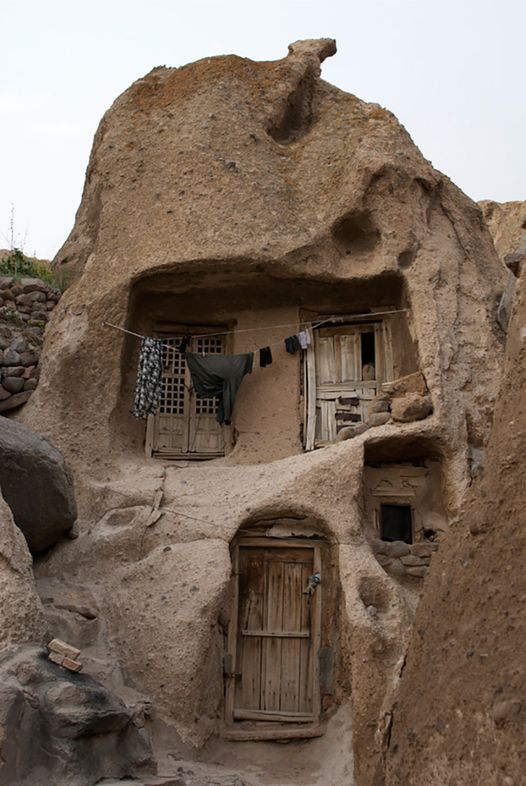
[379, 504, 413, 543]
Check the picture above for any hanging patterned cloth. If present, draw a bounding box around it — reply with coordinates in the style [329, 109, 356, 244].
[132, 337, 164, 418]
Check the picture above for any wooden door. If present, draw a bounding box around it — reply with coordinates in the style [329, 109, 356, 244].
[305, 321, 391, 449]
[146, 332, 225, 458]
[226, 540, 321, 726]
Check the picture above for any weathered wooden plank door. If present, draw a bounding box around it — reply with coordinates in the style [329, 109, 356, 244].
[146, 332, 225, 458]
[305, 322, 389, 449]
[228, 541, 321, 725]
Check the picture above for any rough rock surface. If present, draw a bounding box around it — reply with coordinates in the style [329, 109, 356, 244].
[480, 199, 526, 274]
[0, 645, 153, 786]
[384, 268, 526, 784]
[0, 418, 77, 552]
[23, 38, 504, 488]
[0, 491, 45, 648]
[17, 39, 510, 786]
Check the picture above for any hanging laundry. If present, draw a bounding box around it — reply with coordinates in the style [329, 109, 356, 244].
[177, 336, 191, 353]
[259, 346, 273, 368]
[132, 337, 164, 418]
[284, 335, 300, 354]
[185, 352, 254, 425]
[297, 329, 311, 349]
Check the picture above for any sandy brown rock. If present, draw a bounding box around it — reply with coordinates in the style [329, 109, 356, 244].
[22, 40, 505, 490]
[0, 491, 45, 648]
[384, 267, 526, 785]
[15, 39, 512, 786]
[480, 199, 526, 274]
[390, 393, 433, 423]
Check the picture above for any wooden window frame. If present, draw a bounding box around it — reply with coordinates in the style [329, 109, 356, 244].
[303, 314, 395, 451]
[145, 323, 233, 460]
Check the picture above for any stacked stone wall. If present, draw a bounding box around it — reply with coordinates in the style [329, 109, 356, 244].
[0, 276, 60, 412]
[372, 538, 439, 579]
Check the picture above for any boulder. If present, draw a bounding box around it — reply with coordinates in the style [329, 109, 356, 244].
[335, 423, 369, 441]
[0, 390, 32, 412]
[381, 371, 428, 398]
[0, 418, 77, 551]
[367, 412, 391, 427]
[2, 376, 24, 394]
[0, 646, 153, 786]
[391, 393, 433, 423]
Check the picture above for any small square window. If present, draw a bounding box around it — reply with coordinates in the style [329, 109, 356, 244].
[379, 504, 412, 544]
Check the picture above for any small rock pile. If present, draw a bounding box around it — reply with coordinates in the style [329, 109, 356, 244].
[0, 276, 60, 412]
[47, 637, 83, 673]
[371, 539, 439, 579]
[337, 372, 433, 441]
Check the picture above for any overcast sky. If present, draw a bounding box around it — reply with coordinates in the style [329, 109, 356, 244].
[1, 0, 524, 259]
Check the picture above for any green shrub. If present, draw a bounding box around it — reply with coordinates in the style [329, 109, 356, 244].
[0, 249, 58, 288]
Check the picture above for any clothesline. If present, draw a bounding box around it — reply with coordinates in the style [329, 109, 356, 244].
[102, 308, 409, 350]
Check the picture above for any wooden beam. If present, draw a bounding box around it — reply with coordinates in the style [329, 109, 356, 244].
[233, 709, 314, 722]
[241, 630, 310, 639]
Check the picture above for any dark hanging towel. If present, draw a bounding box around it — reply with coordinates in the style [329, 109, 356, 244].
[177, 335, 191, 353]
[132, 337, 164, 418]
[185, 352, 254, 425]
[259, 346, 273, 368]
[284, 335, 300, 354]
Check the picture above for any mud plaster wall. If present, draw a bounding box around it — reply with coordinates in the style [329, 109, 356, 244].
[113, 269, 415, 462]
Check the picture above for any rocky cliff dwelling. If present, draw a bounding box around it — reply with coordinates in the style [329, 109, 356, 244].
[0, 37, 521, 786]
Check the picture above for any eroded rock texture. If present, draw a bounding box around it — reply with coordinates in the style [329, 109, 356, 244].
[16, 40, 511, 786]
[0, 646, 153, 786]
[384, 268, 526, 785]
[0, 491, 45, 648]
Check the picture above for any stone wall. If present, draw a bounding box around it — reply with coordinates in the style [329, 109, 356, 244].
[371, 539, 439, 579]
[0, 276, 60, 412]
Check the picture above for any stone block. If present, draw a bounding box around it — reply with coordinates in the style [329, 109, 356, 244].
[381, 371, 428, 397]
[23, 378, 38, 391]
[335, 423, 369, 441]
[2, 377, 24, 394]
[387, 540, 411, 557]
[48, 638, 81, 660]
[62, 657, 83, 673]
[0, 391, 32, 412]
[30, 310, 49, 322]
[391, 393, 433, 423]
[376, 554, 392, 568]
[0, 386, 11, 401]
[20, 277, 47, 293]
[3, 366, 25, 377]
[11, 285, 22, 296]
[1, 348, 20, 366]
[19, 351, 38, 366]
[369, 399, 390, 414]
[367, 412, 391, 427]
[48, 651, 64, 666]
[386, 559, 406, 576]
[371, 538, 389, 554]
[401, 554, 424, 566]
[1, 289, 14, 301]
[22, 365, 36, 379]
[0, 276, 14, 289]
[406, 566, 428, 577]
